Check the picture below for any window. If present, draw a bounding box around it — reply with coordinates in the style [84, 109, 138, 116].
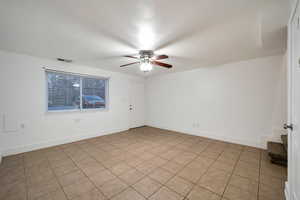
[47, 71, 108, 111]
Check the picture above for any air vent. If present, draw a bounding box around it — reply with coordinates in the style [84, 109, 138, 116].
[57, 58, 72, 63]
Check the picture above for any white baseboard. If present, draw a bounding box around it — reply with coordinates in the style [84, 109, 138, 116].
[284, 181, 297, 200]
[1, 128, 128, 157]
[1, 124, 270, 156]
[285, 181, 290, 200]
[147, 124, 264, 149]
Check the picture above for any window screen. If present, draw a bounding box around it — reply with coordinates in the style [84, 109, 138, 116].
[47, 71, 108, 111]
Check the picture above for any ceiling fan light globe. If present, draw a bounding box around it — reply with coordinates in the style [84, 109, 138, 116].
[140, 62, 152, 72]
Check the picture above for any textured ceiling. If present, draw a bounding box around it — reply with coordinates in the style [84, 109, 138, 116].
[0, 0, 289, 76]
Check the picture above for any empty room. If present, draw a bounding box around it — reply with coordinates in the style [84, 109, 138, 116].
[0, 0, 299, 200]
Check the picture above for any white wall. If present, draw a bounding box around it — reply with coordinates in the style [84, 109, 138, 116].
[271, 53, 288, 142]
[146, 55, 287, 148]
[289, 0, 297, 12]
[0, 50, 287, 156]
[0, 51, 145, 156]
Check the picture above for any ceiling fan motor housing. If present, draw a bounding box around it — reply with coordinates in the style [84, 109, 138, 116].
[139, 50, 154, 59]
[139, 50, 153, 64]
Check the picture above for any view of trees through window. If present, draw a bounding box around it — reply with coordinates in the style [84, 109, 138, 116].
[47, 71, 107, 111]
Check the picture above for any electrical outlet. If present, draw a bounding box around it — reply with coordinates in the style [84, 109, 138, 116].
[20, 123, 25, 129]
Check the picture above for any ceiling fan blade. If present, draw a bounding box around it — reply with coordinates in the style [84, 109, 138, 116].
[124, 55, 140, 60]
[151, 61, 172, 68]
[120, 62, 140, 67]
[152, 55, 168, 60]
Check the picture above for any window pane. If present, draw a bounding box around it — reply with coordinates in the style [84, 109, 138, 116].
[82, 77, 106, 109]
[47, 72, 80, 111]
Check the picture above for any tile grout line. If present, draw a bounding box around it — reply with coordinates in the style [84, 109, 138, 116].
[149, 139, 217, 200]
[86, 143, 146, 199]
[86, 132, 210, 199]
[126, 137, 212, 200]
[176, 143, 216, 199]
[185, 144, 247, 199]
[257, 150, 262, 200]
[112, 141, 182, 199]
[51, 143, 113, 199]
[48, 146, 79, 200]
[68, 142, 121, 200]
[184, 144, 228, 199]
[23, 154, 29, 200]
[219, 147, 244, 199]
[3, 127, 281, 200]
[75, 138, 160, 200]
[118, 137, 198, 199]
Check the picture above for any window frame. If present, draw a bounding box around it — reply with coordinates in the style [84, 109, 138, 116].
[45, 69, 109, 113]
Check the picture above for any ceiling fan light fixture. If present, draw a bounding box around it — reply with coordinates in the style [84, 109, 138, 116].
[121, 50, 172, 70]
[140, 62, 152, 72]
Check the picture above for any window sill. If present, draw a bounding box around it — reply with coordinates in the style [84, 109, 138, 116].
[46, 108, 109, 114]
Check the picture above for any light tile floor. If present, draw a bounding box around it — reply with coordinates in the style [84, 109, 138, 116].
[0, 126, 287, 200]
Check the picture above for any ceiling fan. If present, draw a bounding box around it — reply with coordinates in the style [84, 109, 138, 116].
[120, 50, 172, 72]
